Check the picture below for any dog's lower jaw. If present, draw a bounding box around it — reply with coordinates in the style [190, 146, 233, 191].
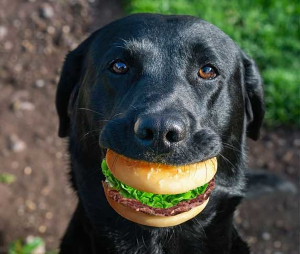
[60, 195, 249, 254]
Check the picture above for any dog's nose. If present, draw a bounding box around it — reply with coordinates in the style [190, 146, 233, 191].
[134, 115, 186, 147]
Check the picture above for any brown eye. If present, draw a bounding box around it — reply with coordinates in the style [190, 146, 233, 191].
[110, 60, 129, 74]
[198, 65, 217, 80]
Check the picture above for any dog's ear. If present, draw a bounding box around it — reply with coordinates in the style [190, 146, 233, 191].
[241, 52, 265, 140]
[56, 32, 98, 138]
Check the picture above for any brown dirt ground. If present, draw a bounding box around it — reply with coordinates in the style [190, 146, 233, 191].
[0, 0, 298, 253]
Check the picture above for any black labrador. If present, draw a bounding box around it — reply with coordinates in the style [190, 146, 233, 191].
[56, 14, 265, 254]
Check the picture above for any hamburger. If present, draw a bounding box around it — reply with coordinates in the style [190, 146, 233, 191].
[102, 150, 217, 227]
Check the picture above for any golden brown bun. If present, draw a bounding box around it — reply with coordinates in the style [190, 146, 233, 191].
[103, 185, 209, 227]
[106, 150, 217, 194]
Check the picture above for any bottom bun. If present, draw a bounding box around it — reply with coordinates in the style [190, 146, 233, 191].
[104, 186, 209, 227]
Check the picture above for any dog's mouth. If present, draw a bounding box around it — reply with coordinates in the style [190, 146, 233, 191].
[101, 150, 217, 227]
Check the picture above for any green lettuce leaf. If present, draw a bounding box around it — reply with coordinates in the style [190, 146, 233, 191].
[102, 159, 208, 209]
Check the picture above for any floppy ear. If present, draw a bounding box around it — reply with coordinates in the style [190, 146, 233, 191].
[241, 52, 265, 140]
[56, 32, 98, 138]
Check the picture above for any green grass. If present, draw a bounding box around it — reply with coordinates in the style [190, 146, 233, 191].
[9, 238, 43, 254]
[125, 0, 300, 126]
[9, 237, 58, 254]
[0, 173, 16, 184]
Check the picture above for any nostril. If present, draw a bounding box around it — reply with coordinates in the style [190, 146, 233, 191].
[134, 115, 186, 145]
[134, 118, 155, 141]
[166, 130, 178, 143]
[165, 128, 185, 143]
[141, 128, 154, 141]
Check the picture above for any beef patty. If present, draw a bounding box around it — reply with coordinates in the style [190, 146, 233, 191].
[103, 178, 215, 216]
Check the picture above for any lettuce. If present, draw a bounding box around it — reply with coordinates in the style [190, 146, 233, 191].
[102, 159, 208, 209]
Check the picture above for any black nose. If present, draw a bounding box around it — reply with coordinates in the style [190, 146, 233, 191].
[134, 115, 186, 147]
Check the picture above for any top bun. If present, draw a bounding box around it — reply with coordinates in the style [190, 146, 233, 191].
[105, 150, 217, 195]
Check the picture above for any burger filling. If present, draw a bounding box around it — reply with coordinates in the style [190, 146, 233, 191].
[102, 160, 215, 216]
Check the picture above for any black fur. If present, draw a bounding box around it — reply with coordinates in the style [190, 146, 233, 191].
[56, 14, 266, 254]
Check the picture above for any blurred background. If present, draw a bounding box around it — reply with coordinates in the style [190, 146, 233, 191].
[0, 0, 298, 253]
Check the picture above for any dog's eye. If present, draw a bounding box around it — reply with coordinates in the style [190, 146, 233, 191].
[198, 65, 218, 80]
[110, 60, 129, 74]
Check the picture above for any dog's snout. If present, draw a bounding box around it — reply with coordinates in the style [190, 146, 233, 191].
[134, 115, 186, 147]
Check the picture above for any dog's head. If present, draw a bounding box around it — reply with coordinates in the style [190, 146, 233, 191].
[56, 14, 264, 229]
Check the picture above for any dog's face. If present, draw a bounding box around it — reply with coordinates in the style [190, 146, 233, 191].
[56, 14, 264, 229]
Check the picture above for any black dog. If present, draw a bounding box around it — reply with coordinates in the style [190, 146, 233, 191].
[56, 14, 265, 254]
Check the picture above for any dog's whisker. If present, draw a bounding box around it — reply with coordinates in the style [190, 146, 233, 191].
[110, 112, 124, 119]
[219, 133, 244, 147]
[134, 225, 140, 250]
[164, 227, 175, 247]
[178, 224, 183, 234]
[129, 104, 138, 111]
[79, 129, 100, 143]
[195, 217, 207, 238]
[78, 108, 124, 127]
[218, 152, 239, 173]
[221, 142, 249, 160]
[141, 232, 147, 249]
[221, 141, 245, 153]
[78, 107, 105, 116]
